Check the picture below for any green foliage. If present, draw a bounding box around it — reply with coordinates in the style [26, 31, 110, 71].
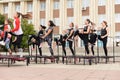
[0, 14, 5, 25]
[0, 14, 13, 30]
[0, 14, 5, 30]
[8, 18, 14, 28]
[21, 19, 35, 48]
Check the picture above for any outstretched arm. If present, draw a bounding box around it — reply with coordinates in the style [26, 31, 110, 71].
[42, 29, 52, 39]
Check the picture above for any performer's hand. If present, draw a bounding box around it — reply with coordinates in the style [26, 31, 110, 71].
[79, 30, 83, 34]
[12, 37, 17, 43]
[42, 36, 45, 39]
[63, 39, 65, 41]
[101, 36, 105, 39]
[65, 38, 68, 41]
[79, 31, 83, 34]
[6, 29, 10, 32]
[79, 29, 83, 34]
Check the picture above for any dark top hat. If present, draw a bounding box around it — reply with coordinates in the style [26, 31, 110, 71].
[40, 25, 46, 29]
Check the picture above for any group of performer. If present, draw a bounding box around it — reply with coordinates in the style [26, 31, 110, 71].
[73, 19, 109, 56]
[28, 19, 109, 57]
[0, 11, 109, 57]
[28, 20, 55, 56]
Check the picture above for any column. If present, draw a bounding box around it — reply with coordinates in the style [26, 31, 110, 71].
[74, 0, 82, 47]
[111, 0, 115, 37]
[90, 0, 95, 22]
[12, 3, 15, 14]
[110, 0, 115, 37]
[106, 0, 115, 37]
[33, 0, 39, 30]
[0, 3, 3, 14]
[106, 0, 111, 36]
[94, 0, 98, 25]
[79, 0, 83, 28]
[74, 0, 80, 25]
[106, 0, 115, 46]
[36, 0, 40, 30]
[8, 2, 13, 18]
[45, 0, 53, 25]
[20, 1, 27, 14]
[90, 0, 98, 27]
[50, 0, 53, 20]
[59, 0, 67, 33]
[90, 0, 97, 23]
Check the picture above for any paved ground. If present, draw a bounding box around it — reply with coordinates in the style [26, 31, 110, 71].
[0, 61, 120, 80]
[0, 45, 120, 80]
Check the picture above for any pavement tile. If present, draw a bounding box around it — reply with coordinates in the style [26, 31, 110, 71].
[0, 60, 120, 80]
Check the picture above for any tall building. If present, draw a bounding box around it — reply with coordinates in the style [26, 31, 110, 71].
[0, 0, 120, 37]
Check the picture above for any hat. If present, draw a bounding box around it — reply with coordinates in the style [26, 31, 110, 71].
[40, 25, 46, 29]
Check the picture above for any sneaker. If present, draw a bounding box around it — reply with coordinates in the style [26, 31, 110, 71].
[0, 41, 5, 46]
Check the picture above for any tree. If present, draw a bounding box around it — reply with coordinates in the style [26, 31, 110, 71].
[21, 19, 36, 49]
[0, 14, 5, 25]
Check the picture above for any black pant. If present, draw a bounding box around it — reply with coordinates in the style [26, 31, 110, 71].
[12, 34, 23, 52]
[80, 34, 89, 54]
[83, 38, 89, 54]
[28, 35, 43, 56]
[46, 38, 54, 56]
[3, 32, 8, 41]
[9, 32, 23, 51]
[56, 38, 66, 56]
[98, 36, 108, 56]
[74, 30, 84, 40]
[89, 33, 97, 55]
[61, 41, 66, 56]
[38, 47, 42, 56]
[68, 40, 75, 56]
[38, 38, 43, 56]
[91, 44, 95, 55]
[74, 30, 89, 54]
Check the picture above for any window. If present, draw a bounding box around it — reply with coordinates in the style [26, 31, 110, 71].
[115, 32, 120, 43]
[53, 18, 60, 26]
[115, 14, 120, 23]
[40, 18, 46, 25]
[54, 0, 59, 9]
[98, 14, 106, 24]
[98, 0, 106, 6]
[115, 0, 120, 4]
[28, 19, 32, 24]
[67, 17, 74, 25]
[27, 2, 32, 12]
[3, 5, 8, 14]
[40, 1, 46, 11]
[15, 4, 20, 12]
[82, 0, 90, 7]
[116, 32, 120, 37]
[67, 0, 74, 8]
[82, 16, 90, 25]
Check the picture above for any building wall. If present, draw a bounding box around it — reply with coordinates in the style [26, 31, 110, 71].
[0, 0, 120, 37]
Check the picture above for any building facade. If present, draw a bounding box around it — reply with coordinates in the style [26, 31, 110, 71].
[0, 0, 120, 37]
